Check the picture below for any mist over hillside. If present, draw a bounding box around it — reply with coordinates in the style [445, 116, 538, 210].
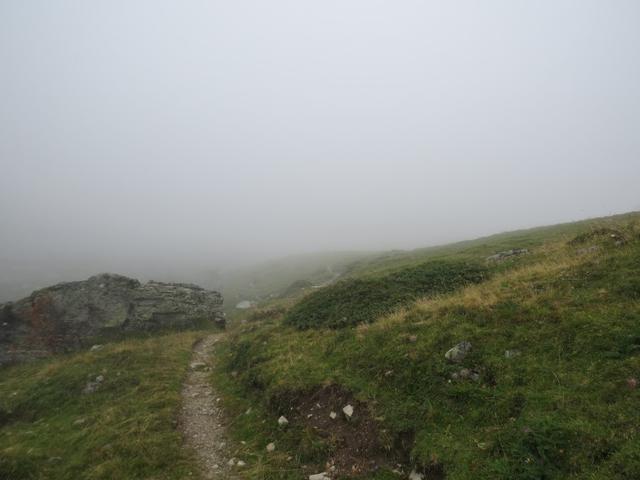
[1, 1, 639, 304]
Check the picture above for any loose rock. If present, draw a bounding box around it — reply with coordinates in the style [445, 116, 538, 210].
[342, 404, 354, 418]
[266, 442, 276, 452]
[309, 473, 330, 480]
[278, 415, 289, 426]
[445, 341, 472, 363]
[190, 361, 207, 371]
[82, 375, 104, 394]
[486, 248, 528, 262]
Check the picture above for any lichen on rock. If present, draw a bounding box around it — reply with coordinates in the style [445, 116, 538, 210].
[0, 273, 224, 364]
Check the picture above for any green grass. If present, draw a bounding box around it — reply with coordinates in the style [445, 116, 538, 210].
[218, 212, 640, 479]
[0, 331, 205, 480]
[284, 260, 489, 329]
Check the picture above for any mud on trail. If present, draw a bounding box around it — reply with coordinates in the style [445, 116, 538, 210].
[180, 334, 240, 479]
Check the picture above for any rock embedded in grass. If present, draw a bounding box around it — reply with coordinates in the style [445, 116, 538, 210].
[190, 361, 207, 371]
[309, 473, 330, 480]
[266, 442, 276, 452]
[277, 415, 289, 426]
[445, 341, 472, 363]
[82, 375, 104, 394]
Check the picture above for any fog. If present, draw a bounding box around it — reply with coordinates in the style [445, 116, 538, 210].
[1, 1, 639, 300]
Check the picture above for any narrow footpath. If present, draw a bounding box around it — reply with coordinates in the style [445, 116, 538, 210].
[180, 334, 238, 479]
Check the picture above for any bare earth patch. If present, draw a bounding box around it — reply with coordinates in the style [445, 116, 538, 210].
[180, 334, 238, 479]
[283, 385, 399, 478]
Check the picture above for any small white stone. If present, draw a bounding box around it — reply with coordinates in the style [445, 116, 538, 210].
[409, 470, 424, 480]
[342, 404, 354, 418]
[329, 411, 337, 419]
[266, 442, 276, 452]
[309, 473, 330, 480]
[278, 415, 289, 426]
[190, 362, 207, 371]
[227, 458, 236, 466]
[236, 460, 246, 467]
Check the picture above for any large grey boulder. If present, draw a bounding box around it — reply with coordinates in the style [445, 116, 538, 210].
[0, 273, 224, 364]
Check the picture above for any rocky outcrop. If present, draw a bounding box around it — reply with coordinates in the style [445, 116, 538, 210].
[0, 273, 224, 364]
[485, 248, 528, 262]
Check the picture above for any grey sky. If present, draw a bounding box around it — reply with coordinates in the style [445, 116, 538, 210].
[1, 1, 639, 289]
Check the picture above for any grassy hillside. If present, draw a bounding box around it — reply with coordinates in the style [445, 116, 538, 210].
[0, 331, 204, 480]
[285, 260, 489, 329]
[215, 212, 640, 479]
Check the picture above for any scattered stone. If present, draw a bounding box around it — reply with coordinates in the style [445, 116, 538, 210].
[451, 368, 481, 382]
[278, 415, 289, 426]
[505, 349, 521, 359]
[190, 362, 207, 371]
[445, 341, 472, 363]
[236, 460, 246, 467]
[486, 248, 528, 262]
[309, 473, 330, 480]
[342, 404, 354, 418]
[73, 418, 87, 426]
[82, 375, 104, 394]
[409, 470, 424, 480]
[89, 344, 103, 352]
[227, 458, 236, 466]
[329, 411, 337, 419]
[235, 300, 256, 310]
[266, 442, 276, 452]
[408, 335, 418, 343]
[47, 457, 63, 463]
[627, 377, 638, 389]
